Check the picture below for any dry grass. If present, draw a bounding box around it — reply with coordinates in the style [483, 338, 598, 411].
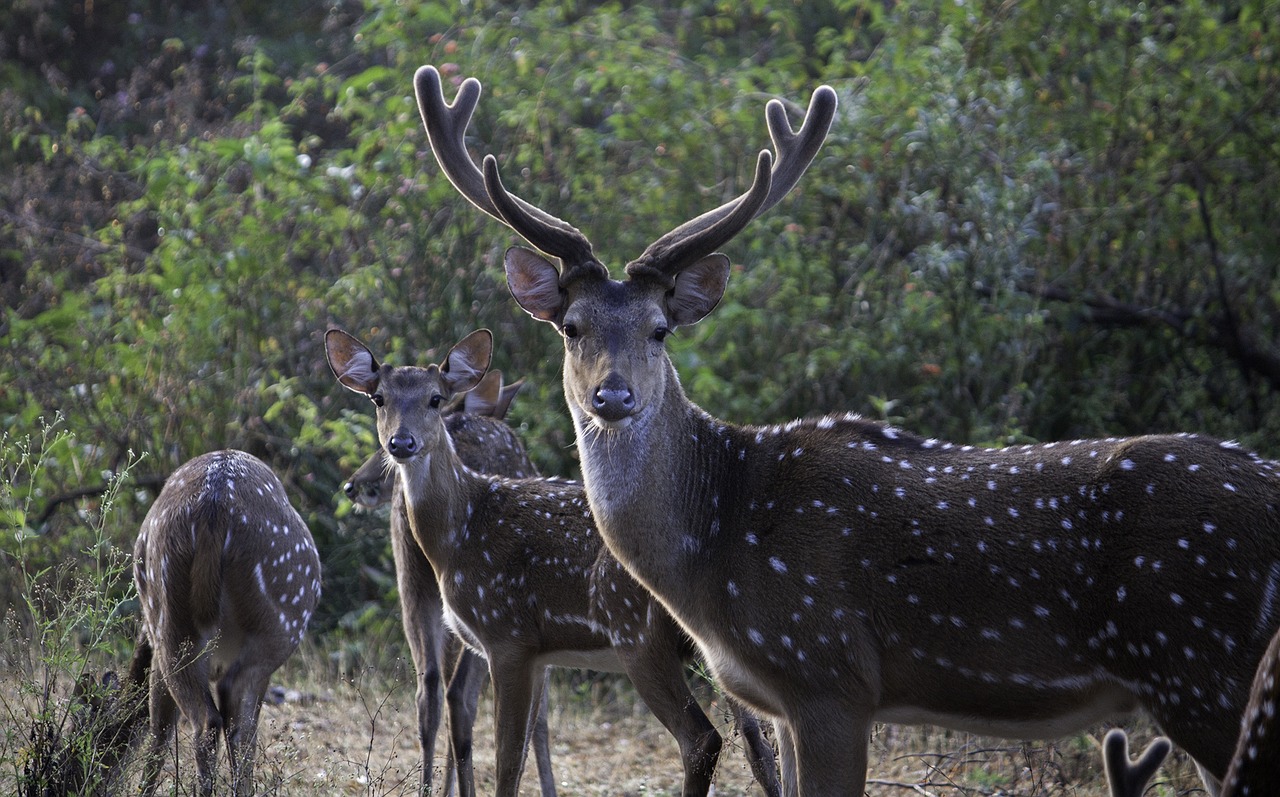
[3, 640, 1210, 797]
[222, 651, 1207, 796]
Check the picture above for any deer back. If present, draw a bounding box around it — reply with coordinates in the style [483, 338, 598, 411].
[134, 450, 321, 667]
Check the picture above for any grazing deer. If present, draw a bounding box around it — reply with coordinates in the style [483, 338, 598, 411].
[343, 368, 559, 797]
[133, 449, 321, 796]
[326, 327, 781, 797]
[413, 63, 1280, 796]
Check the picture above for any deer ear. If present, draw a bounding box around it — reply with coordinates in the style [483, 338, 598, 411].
[463, 369, 503, 416]
[667, 254, 730, 327]
[506, 246, 565, 322]
[325, 328, 381, 395]
[493, 377, 526, 419]
[443, 329, 493, 394]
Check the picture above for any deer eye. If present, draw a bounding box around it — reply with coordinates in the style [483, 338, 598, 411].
[430, 395, 444, 409]
[561, 323, 579, 339]
[653, 327, 670, 343]
[370, 393, 385, 408]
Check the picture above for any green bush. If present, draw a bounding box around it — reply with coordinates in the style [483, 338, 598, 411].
[2, 0, 1277, 637]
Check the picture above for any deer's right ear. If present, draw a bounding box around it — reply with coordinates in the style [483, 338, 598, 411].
[325, 328, 381, 395]
[505, 246, 565, 322]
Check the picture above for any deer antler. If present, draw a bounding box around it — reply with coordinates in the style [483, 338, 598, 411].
[1103, 729, 1172, 797]
[413, 65, 602, 285]
[624, 84, 838, 286]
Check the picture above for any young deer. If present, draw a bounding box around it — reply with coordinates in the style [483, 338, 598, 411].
[344, 368, 559, 797]
[414, 64, 1280, 796]
[133, 449, 321, 796]
[326, 327, 781, 797]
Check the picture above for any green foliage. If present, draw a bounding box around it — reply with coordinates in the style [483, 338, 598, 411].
[2, 0, 1277, 641]
[1, 420, 142, 795]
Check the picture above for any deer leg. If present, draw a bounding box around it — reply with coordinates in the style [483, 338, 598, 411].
[529, 676, 558, 797]
[193, 702, 221, 797]
[621, 641, 721, 797]
[445, 644, 485, 797]
[139, 672, 178, 797]
[392, 516, 448, 795]
[789, 708, 869, 797]
[487, 654, 540, 797]
[218, 662, 275, 797]
[774, 720, 798, 797]
[165, 642, 220, 797]
[1194, 761, 1223, 797]
[726, 698, 781, 797]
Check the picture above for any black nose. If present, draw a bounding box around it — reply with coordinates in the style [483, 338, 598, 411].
[592, 374, 636, 422]
[342, 481, 357, 498]
[386, 433, 419, 459]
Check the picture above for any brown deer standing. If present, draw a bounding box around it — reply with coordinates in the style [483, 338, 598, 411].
[413, 63, 1280, 796]
[343, 368, 559, 797]
[133, 449, 321, 796]
[326, 327, 781, 797]
[1103, 621, 1280, 797]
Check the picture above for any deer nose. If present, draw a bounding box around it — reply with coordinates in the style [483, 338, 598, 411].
[385, 433, 419, 459]
[342, 480, 357, 498]
[592, 374, 636, 422]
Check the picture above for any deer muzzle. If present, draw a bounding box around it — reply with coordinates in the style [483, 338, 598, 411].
[386, 433, 420, 460]
[591, 373, 636, 423]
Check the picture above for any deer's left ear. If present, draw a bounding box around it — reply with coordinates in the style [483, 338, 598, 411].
[443, 329, 493, 394]
[666, 254, 730, 327]
[326, 328, 381, 395]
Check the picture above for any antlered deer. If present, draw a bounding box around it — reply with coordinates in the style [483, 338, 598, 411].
[326, 327, 781, 797]
[413, 64, 1280, 796]
[343, 368, 558, 797]
[133, 449, 321, 796]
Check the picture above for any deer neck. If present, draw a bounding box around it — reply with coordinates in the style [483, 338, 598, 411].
[570, 361, 726, 606]
[395, 436, 476, 574]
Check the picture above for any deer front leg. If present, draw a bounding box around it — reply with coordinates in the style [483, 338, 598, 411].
[391, 516, 449, 795]
[775, 720, 798, 797]
[445, 642, 485, 797]
[487, 654, 540, 797]
[621, 641, 721, 797]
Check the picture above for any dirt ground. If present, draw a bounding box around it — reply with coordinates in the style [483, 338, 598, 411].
[3, 651, 1206, 796]
[238, 659, 1206, 797]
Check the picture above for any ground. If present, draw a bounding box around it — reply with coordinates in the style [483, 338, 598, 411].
[236, 656, 1205, 797]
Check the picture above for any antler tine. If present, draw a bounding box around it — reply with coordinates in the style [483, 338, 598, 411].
[483, 155, 601, 283]
[414, 66, 500, 221]
[413, 65, 598, 276]
[625, 84, 838, 285]
[1102, 729, 1172, 797]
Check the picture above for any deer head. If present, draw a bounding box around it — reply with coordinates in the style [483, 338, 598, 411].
[342, 368, 528, 511]
[414, 65, 835, 441]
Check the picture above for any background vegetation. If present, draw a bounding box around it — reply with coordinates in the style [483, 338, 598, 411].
[2, 0, 1277, 709]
